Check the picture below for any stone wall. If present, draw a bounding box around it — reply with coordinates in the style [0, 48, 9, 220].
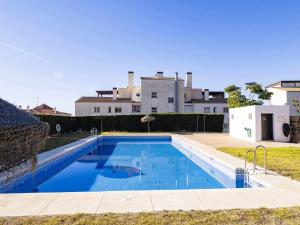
[290, 116, 300, 143]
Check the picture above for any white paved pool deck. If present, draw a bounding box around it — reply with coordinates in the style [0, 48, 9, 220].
[0, 134, 300, 217]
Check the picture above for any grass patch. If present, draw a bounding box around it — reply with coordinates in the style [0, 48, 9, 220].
[0, 208, 299, 225]
[218, 147, 300, 181]
[41, 132, 90, 153]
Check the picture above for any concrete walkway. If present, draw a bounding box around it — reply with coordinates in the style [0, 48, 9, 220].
[0, 133, 300, 216]
[181, 133, 300, 148]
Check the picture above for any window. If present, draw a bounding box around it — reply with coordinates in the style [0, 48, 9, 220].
[151, 107, 157, 113]
[231, 114, 234, 120]
[94, 107, 100, 113]
[223, 107, 229, 113]
[204, 107, 210, 113]
[168, 97, 174, 103]
[136, 93, 140, 97]
[151, 92, 157, 98]
[108, 107, 111, 113]
[132, 105, 141, 113]
[213, 107, 217, 113]
[115, 107, 122, 113]
[282, 82, 295, 87]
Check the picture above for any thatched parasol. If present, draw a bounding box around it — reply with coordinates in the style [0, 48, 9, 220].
[141, 115, 155, 132]
[0, 98, 49, 176]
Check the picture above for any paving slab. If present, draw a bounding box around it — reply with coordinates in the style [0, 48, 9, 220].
[194, 188, 300, 210]
[97, 191, 153, 213]
[40, 192, 104, 215]
[149, 190, 206, 211]
[0, 193, 58, 217]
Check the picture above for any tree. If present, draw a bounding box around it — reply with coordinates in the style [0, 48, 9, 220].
[225, 82, 273, 108]
[292, 99, 300, 115]
[245, 82, 273, 101]
[225, 85, 247, 108]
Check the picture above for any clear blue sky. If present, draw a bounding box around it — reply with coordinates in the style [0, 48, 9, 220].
[0, 0, 299, 115]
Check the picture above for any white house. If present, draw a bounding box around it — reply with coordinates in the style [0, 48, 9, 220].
[229, 105, 290, 142]
[75, 71, 229, 129]
[267, 80, 300, 116]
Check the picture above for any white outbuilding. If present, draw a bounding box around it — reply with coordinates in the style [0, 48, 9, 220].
[229, 105, 290, 143]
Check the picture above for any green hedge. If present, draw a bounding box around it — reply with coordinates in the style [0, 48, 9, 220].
[37, 114, 224, 134]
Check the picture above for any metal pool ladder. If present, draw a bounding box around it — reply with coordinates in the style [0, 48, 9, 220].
[244, 145, 268, 185]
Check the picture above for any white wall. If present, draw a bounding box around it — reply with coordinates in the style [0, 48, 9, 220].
[118, 87, 131, 99]
[184, 87, 192, 102]
[268, 87, 300, 116]
[268, 88, 287, 105]
[229, 106, 257, 142]
[131, 86, 141, 102]
[75, 102, 134, 116]
[191, 89, 203, 100]
[177, 80, 185, 113]
[230, 105, 290, 142]
[141, 79, 179, 113]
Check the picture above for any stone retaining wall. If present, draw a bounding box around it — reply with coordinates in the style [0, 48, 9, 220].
[290, 116, 300, 143]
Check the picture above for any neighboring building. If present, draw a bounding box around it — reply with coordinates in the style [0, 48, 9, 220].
[75, 71, 229, 128]
[229, 105, 290, 142]
[267, 80, 300, 116]
[26, 104, 71, 116]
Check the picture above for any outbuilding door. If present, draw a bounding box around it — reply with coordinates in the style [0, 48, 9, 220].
[261, 114, 273, 140]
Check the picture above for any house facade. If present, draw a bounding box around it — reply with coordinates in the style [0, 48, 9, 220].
[267, 80, 300, 116]
[75, 71, 229, 128]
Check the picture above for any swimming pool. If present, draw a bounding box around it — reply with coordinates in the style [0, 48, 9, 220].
[1, 136, 249, 193]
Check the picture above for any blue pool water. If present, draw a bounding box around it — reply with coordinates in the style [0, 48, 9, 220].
[2, 137, 245, 193]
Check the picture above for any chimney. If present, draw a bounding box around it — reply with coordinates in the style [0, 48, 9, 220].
[27, 105, 30, 112]
[186, 72, 192, 88]
[174, 72, 179, 81]
[113, 87, 117, 100]
[128, 71, 134, 88]
[156, 71, 163, 78]
[204, 89, 209, 101]
[54, 107, 57, 113]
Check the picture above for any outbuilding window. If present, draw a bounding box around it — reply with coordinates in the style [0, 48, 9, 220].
[151, 92, 157, 98]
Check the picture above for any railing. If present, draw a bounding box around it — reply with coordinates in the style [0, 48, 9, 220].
[244, 145, 268, 186]
[254, 145, 268, 174]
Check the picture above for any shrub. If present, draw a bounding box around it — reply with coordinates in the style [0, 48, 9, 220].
[37, 113, 224, 134]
